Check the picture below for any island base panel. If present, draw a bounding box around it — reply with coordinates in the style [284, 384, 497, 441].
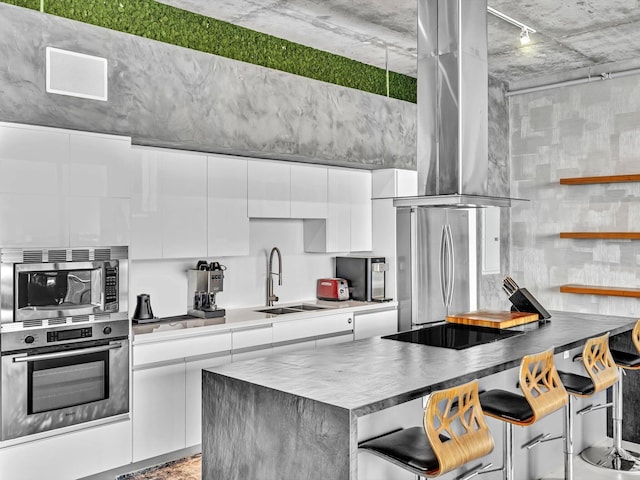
[202, 371, 354, 480]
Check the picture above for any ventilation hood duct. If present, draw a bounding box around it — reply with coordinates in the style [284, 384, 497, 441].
[394, 0, 524, 209]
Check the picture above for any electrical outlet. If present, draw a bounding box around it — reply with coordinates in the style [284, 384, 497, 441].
[563, 350, 570, 359]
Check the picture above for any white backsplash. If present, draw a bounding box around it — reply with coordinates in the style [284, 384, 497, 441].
[129, 219, 336, 318]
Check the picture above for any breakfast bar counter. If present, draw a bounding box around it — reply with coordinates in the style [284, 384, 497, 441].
[202, 311, 636, 480]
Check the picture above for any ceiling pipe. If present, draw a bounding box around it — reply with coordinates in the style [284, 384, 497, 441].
[506, 67, 640, 97]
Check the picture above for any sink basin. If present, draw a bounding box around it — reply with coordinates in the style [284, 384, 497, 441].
[254, 307, 301, 315]
[254, 304, 329, 315]
[286, 304, 326, 311]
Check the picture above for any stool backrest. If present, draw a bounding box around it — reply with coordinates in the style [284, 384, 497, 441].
[632, 320, 640, 354]
[423, 379, 494, 476]
[581, 332, 618, 394]
[519, 349, 568, 423]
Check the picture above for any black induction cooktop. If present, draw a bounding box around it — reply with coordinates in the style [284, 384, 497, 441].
[383, 323, 524, 350]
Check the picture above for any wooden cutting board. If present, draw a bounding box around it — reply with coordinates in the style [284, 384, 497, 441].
[446, 310, 540, 329]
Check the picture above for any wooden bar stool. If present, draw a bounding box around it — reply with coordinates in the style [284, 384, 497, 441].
[478, 349, 568, 480]
[359, 379, 494, 479]
[580, 320, 640, 471]
[557, 332, 619, 480]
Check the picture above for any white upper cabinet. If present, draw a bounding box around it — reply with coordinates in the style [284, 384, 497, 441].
[208, 155, 249, 256]
[349, 169, 373, 252]
[68, 133, 132, 247]
[304, 168, 371, 253]
[247, 160, 290, 218]
[69, 132, 133, 198]
[159, 150, 208, 259]
[0, 124, 69, 247]
[0, 123, 69, 195]
[290, 164, 327, 219]
[131, 147, 207, 259]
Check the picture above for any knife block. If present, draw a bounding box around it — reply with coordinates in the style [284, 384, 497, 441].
[508, 288, 551, 321]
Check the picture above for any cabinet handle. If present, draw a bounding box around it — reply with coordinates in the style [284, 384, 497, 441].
[348, 318, 352, 324]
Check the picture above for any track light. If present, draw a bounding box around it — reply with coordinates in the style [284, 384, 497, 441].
[488, 6, 537, 46]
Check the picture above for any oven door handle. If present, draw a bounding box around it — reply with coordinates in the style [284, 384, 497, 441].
[12, 342, 123, 363]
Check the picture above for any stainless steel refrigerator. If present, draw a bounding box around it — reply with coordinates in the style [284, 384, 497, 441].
[396, 206, 480, 330]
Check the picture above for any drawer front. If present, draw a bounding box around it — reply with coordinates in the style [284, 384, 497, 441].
[134, 332, 232, 366]
[232, 325, 273, 350]
[272, 313, 353, 344]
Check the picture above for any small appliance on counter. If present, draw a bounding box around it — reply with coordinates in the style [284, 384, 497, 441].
[132, 293, 157, 324]
[316, 278, 349, 301]
[187, 261, 226, 318]
[335, 256, 391, 302]
[503, 276, 551, 322]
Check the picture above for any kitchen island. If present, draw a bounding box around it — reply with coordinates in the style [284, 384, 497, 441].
[202, 311, 636, 480]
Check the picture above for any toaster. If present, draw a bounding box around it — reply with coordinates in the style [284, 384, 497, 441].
[316, 278, 349, 301]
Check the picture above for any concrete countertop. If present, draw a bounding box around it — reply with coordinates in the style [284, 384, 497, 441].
[132, 299, 397, 343]
[205, 310, 636, 417]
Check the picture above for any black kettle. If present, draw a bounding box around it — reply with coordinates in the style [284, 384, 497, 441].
[132, 293, 155, 323]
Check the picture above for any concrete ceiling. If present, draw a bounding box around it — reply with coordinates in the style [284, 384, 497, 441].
[158, 0, 640, 90]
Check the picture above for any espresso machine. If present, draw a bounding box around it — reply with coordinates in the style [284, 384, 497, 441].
[187, 261, 226, 318]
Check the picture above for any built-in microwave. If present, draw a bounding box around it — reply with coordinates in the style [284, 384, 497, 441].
[0, 247, 128, 325]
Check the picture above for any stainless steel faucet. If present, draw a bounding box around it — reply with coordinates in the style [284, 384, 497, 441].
[267, 247, 282, 306]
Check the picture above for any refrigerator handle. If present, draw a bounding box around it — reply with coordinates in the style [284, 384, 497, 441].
[445, 224, 455, 308]
[439, 225, 448, 306]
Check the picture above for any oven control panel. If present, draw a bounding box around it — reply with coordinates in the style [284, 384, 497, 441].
[0, 318, 129, 352]
[47, 327, 92, 343]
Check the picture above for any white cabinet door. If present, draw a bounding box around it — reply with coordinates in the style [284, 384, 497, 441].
[0, 125, 69, 247]
[132, 363, 186, 462]
[0, 193, 68, 247]
[68, 196, 130, 247]
[0, 124, 69, 195]
[69, 133, 133, 198]
[160, 150, 208, 258]
[272, 313, 353, 343]
[290, 164, 327, 219]
[208, 155, 249, 256]
[247, 160, 290, 218]
[304, 168, 371, 253]
[354, 310, 397, 340]
[349, 169, 372, 252]
[185, 354, 231, 447]
[130, 148, 162, 259]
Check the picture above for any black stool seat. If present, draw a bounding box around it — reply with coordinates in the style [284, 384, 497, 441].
[611, 349, 640, 368]
[479, 389, 534, 423]
[558, 371, 595, 396]
[359, 427, 440, 474]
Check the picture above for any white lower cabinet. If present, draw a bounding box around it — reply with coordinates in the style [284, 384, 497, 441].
[316, 333, 355, 346]
[271, 339, 317, 354]
[354, 309, 398, 340]
[185, 354, 232, 447]
[0, 419, 131, 480]
[132, 362, 186, 462]
[272, 313, 353, 343]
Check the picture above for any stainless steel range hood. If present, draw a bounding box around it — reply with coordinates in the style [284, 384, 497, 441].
[394, 0, 524, 209]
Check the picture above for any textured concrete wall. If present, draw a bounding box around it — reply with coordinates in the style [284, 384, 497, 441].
[480, 76, 512, 310]
[510, 75, 640, 318]
[0, 3, 416, 169]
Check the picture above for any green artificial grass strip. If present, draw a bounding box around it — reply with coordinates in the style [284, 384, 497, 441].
[3, 0, 417, 103]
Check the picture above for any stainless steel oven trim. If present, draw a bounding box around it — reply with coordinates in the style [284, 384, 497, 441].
[1, 246, 128, 325]
[1, 337, 130, 441]
[13, 341, 123, 362]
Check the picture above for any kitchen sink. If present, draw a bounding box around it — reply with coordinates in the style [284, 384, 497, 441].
[254, 304, 329, 315]
[286, 304, 326, 311]
[254, 307, 301, 315]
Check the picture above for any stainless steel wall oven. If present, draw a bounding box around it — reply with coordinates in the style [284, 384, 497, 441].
[0, 247, 129, 441]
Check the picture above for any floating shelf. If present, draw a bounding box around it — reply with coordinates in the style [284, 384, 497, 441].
[560, 232, 640, 240]
[560, 174, 640, 185]
[560, 284, 640, 298]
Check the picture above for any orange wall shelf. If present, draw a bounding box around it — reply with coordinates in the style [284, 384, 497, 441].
[559, 174, 640, 185]
[559, 232, 640, 240]
[560, 284, 640, 298]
